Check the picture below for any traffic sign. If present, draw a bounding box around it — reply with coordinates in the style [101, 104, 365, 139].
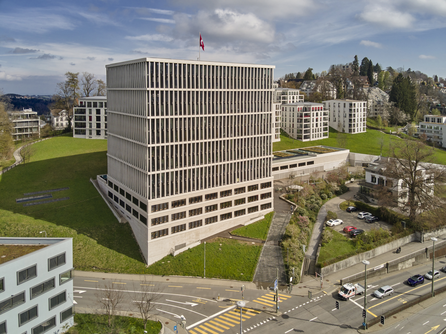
[274, 279, 278, 291]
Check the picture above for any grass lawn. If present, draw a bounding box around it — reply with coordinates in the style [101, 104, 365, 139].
[339, 200, 356, 212]
[145, 238, 262, 281]
[0, 136, 149, 274]
[273, 128, 446, 165]
[317, 230, 356, 267]
[231, 212, 274, 240]
[66, 314, 161, 334]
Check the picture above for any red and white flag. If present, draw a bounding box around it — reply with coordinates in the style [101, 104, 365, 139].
[199, 34, 205, 51]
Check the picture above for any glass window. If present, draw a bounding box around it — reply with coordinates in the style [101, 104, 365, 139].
[59, 270, 73, 285]
[18, 265, 37, 284]
[31, 278, 55, 299]
[60, 306, 73, 322]
[49, 253, 66, 271]
[0, 321, 5, 334]
[19, 305, 38, 326]
[32, 317, 56, 334]
[0, 278, 3, 292]
[49, 291, 66, 310]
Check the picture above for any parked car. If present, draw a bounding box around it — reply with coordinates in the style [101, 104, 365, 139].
[357, 212, 372, 219]
[350, 229, 364, 237]
[365, 216, 379, 223]
[373, 285, 394, 299]
[326, 219, 343, 227]
[441, 266, 446, 273]
[346, 206, 357, 213]
[425, 270, 440, 280]
[407, 274, 424, 286]
[343, 226, 357, 233]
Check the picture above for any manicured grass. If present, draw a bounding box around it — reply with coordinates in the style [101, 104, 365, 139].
[66, 314, 161, 334]
[146, 238, 262, 281]
[317, 230, 356, 267]
[0, 137, 149, 274]
[231, 212, 274, 240]
[273, 128, 446, 165]
[339, 200, 356, 212]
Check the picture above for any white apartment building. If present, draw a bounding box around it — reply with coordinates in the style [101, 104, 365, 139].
[418, 115, 446, 147]
[363, 87, 390, 118]
[99, 58, 275, 265]
[50, 109, 69, 130]
[8, 109, 40, 141]
[281, 102, 329, 141]
[271, 88, 304, 142]
[0, 237, 73, 334]
[73, 96, 107, 139]
[323, 99, 367, 134]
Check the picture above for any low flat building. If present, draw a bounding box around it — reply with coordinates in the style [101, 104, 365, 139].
[73, 96, 107, 139]
[0, 237, 73, 334]
[323, 99, 367, 134]
[8, 108, 40, 141]
[281, 102, 329, 141]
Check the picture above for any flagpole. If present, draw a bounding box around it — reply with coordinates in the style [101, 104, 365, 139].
[198, 32, 201, 60]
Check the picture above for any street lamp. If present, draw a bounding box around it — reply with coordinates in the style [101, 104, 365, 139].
[39, 231, 47, 238]
[431, 237, 438, 297]
[362, 260, 370, 330]
[237, 300, 246, 334]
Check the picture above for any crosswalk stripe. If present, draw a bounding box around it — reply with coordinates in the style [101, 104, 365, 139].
[210, 320, 230, 330]
[199, 325, 218, 334]
[192, 327, 207, 334]
[228, 311, 250, 319]
[213, 318, 234, 327]
[253, 299, 275, 306]
[223, 313, 244, 321]
[203, 323, 224, 332]
[220, 315, 240, 324]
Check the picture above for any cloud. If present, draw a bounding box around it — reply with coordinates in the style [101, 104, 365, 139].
[0, 71, 22, 81]
[87, 57, 96, 61]
[70, 63, 76, 66]
[127, 7, 174, 16]
[140, 17, 175, 24]
[11, 47, 39, 54]
[360, 40, 382, 48]
[419, 54, 436, 59]
[34, 54, 57, 60]
[358, 3, 415, 29]
[108, 58, 114, 61]
[0, 36, 16, 42]
[126, 34, 174, 42]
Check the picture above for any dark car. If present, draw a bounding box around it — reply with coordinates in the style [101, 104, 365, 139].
[365, 216, 379, 223]
[350, 229, 365, 237]
[346, 206, 357, 213]
[407, 274, 424, 286]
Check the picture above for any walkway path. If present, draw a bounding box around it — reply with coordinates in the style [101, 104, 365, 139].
[253, 188, 292, 286]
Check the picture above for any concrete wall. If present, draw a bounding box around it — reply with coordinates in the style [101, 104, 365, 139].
[320, 233, 417, 277]
[348, 152, 380, 166]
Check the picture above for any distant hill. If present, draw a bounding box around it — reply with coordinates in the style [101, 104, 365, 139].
[5, 94, 54, 115]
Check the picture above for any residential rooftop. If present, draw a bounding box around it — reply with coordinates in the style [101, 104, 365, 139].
[0, 244, 47, 265]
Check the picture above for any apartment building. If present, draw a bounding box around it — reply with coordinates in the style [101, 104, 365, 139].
[73, 96, 107, 139]
[99, 58, 275, 265]
[323, 99, 367, 134]
[281, 102, 329, 141]
[50, 109, 69, 130]
[8, 108, 40, 141]
[0, 237, 73, 334]
[418, 114, 446, 147]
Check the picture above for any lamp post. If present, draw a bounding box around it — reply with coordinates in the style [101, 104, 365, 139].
[362, 260, 370, 329]
[39, 231, 47, 238]
[237, 300, 245, 334]
[203, 241, 206, 278]
[431, 237, 438, 297]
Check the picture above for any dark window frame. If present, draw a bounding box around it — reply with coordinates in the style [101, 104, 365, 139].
[30, 277, 55, 299]
[17, 265, 37, 285]
[48, 253, 66, 271]
[49, 291, 66, 310]
[19, 305, 38, 326]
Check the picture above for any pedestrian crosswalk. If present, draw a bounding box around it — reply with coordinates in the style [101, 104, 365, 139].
[189, 307, 261, 334]
[252, 292, 291, 307]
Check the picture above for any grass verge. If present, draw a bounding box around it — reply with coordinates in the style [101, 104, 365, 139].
[66, 314, 161, 334]
[230, 212, 274, 240]
[145, 238, 262, 281]
[318, 230, 356, 267]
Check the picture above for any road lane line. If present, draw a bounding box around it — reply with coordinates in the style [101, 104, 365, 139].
[309, 317, 317, 322]
[152, 302, 207, 317]
[197, 287, 211, 289]
[285, 329, 294, 333]
[332, 308, 337, 311]
[423, 321, 429, 325]
[168, 285, 183, 288]
[225, 289, 239, 292]
[84, 280, 98, 282]
[349, 297, 377, 317]
[186, 305, 237, 329]
[112, 282, 126, 285]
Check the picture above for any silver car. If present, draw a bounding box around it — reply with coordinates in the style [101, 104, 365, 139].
[373, 285, 394, 299]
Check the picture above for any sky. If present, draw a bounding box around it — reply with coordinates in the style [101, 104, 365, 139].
[1, 0, 446, 95]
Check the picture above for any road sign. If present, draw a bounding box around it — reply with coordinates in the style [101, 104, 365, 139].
[335, 301, 339, 310]
[174, 326, 177, 330]
[274, 279, 278, 291]
[380, 315, 385, 325]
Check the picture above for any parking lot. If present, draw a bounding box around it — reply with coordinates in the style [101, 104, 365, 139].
[324, 182, 393, 237]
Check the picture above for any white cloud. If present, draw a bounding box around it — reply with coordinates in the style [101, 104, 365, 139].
[140, 18, 175, 24]
[358, 2, 415, 29]
[419, 54, 436, 59]
[0, 9, 75, 33]
[403, 0, 446, 17]
[360, 40, 383, 48]
[0, 71, 22, 81]
[126, 34, 174, 42]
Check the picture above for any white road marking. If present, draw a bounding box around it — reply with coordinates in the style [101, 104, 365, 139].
[165, 299, 198, 307]
[441, 311, 446, 315]
[73, 290, 86, 294]
[285, 329, 294, 333]
[156, 308, 181, 318]
[186, 305, 236, 329]
[332, 308, 337, 311]
[309, 317, 317, 322]
[423, 321, 429, 325]
[151, 302, 207, 317]
[73, 300, 77, 304]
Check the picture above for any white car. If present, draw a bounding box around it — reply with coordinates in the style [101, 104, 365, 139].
[326, 219, 343, 227]
[373, 285, 394, 299]
[425, 270, 440, 280]
[357, 212, 372, 219]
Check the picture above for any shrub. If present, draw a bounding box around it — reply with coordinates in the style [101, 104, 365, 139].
[320, 193, 327, 200]
[321, 228, 333, 245]
[326, 211, 337, 220]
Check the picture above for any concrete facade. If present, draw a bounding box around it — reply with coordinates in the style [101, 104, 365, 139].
[418, 114, 446, 148]
[50, 109, 69, 130]
[323, 99, 367, 134]
[281, 103, 329, 141]
[102, 58, 275, 265]
[8, 109, 40, 141]
[73, 96, 107, 139]
[0, 238, 73, 334]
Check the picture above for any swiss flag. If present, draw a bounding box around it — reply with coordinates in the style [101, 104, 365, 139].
[200, 34, 205, 51]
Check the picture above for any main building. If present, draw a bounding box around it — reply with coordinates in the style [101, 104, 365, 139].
[100, 58, 275, 264]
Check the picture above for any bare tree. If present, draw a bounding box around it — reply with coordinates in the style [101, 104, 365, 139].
[133, 278, 162, 330]
[20, 142, 35, 164]
[96, 79, 106, 96]
[81, 72, 96, 97]
[0, 99, 14, 160]
[96, 282, 124, 328]
[380, 139, 446, 222]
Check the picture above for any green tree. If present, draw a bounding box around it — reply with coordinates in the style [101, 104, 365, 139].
[367, 59, 374, 85]
[373, 63, 382, 73]
[303, 68, 314, 81]
[376, 115, 383, 129]
[352, 55, 359, 75]
[359, 57, 369, 76]
[53, 72, 80, 132]
[0, 100, 14, 160]
[389, 73, 417, 119]
[378, 71, 385, 90]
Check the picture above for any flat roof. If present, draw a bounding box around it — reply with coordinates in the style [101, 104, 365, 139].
[272, 146, 348, 163]
[80, 96, 107, 100]
[0, 244, 47, 265]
